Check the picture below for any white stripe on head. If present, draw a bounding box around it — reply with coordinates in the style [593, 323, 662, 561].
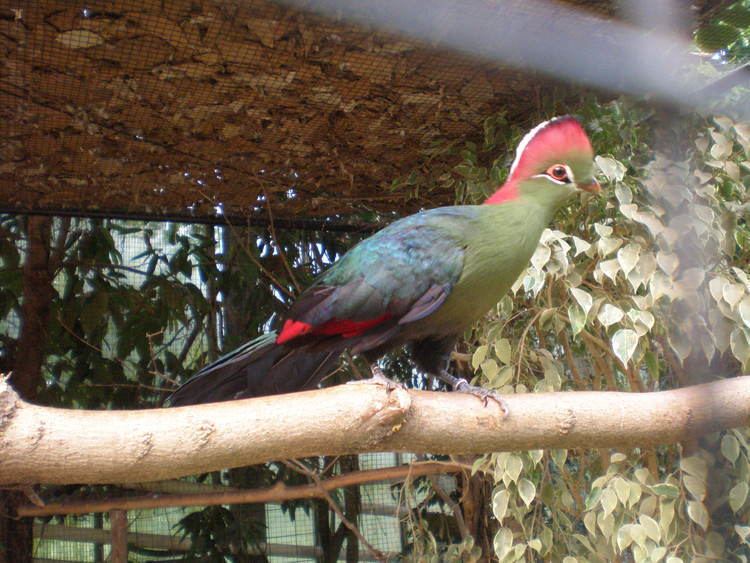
[509, 117, 555, 177]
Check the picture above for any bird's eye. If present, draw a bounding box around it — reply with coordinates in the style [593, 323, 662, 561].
[546, 164, 570, 183]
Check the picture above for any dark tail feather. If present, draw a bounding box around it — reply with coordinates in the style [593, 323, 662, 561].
[165, 332, 345, 406]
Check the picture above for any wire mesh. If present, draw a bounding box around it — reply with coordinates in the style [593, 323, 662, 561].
[0, 0, 574, 222]
[29, 454, 407, 562]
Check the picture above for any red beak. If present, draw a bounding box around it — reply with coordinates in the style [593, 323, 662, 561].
[579, 179, 601, 194]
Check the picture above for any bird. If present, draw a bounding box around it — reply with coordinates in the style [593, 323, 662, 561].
[167, 116, 599, 411]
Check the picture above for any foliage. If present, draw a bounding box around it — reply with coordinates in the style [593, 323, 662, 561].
[0, 215, 370, 560]
[695, 0, 750, 61]
[178, 505, 266, 562]
[415, 99, 750, 561]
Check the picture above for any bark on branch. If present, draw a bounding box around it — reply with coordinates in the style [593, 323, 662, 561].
[1, 375, 749, 486]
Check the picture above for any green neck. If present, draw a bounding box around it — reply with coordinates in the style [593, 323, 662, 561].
[516, 177, 578, 212]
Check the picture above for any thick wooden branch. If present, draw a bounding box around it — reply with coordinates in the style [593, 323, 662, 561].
[1, 376, 749, 486]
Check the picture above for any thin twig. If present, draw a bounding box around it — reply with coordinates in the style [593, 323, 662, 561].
[515, 308, 544, 383]
[427, 474, 469, 540]
[177, 320, 203, 365]
[583, 336, 617, 390]
[561, 331, 585, 388]
[199, 190, 295, 300]
[283, 459, 386, 561]
[580, 329, 629, 375]
[263, 189, 301, 294]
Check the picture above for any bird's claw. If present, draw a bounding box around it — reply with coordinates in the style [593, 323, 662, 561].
[453, 378, 509, 417]
[347, 364, 405, 393]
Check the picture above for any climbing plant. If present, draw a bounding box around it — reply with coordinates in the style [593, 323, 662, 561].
[412, 98, 749, 561]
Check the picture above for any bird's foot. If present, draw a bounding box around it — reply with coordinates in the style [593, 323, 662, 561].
[437, 370, 509, 417]
[347, 364, 406, 393]
[453, 379, 509, 416]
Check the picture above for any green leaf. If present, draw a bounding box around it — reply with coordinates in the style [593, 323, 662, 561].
[598, 303, 624, 327]
[721, 4, 750, 27]
[687, 500, 709, 531]
[680, 456, 708, 480]
[614, 183, 632, 205]
[661, 499, 676, 538]
[627, 481, 642, 508]
[611, 329, 638, 365]
[730, 327, 750, 367]
[668, 330, 692, 362]
[480, 359, 499, 382]
[721, 434, 740, 464]
[585, 488, 602, 511]
[471, 456, 486, 476]
[518, 478, 536, 507]
[598, 258, 620, 281]
[683, 474, 706, 501]
[616, 243, 640, 277]
[571, 236, 591, 256]
[568, 304, 586, 336]
[600, 488, 618, 517]
[634, 467, 651, 484]
[695, 23, 741, 52]
[528, 449, 543, 465]
[472, 345, 488, 370]
[494, 338, 511, 364]
[551, 449, 567, 468]
[505, 455, 523, 484]
[612, 477, 630, 504]
[492, 488, 510, 521]
[616, 525, 634, 552]
[639, 514, 661, 542]
[739, 297, 750, 328]
[644, 350, 660, 382]
[651, 483, 680, 498]
[584, 511, 597, 536]
[595, 155, 626, 182]
[723, 282, 745, 307]
[729, 481, 749, 513]
[628, 309, 655, 336]
[597, 512, 614, 538]
[81, 291, 109, 335]
[491, 365, 513, 389]
[493, 528, 513, 560]
[570, 287, 593, 317]
[540, 526, 553, 554]
[735, 524, 750, 544]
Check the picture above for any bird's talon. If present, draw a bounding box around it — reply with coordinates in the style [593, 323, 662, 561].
[453, 380, 509, 417]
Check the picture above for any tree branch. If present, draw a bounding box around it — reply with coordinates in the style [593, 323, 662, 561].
[1, 375, 749, 487]
[17, 462, 461, 518]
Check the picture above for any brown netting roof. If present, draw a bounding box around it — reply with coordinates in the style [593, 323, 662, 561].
[0, 0, 726, 222]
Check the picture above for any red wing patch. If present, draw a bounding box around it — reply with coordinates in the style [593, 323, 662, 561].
[276, 319, 314, 344]
[276, 314, 391, 345]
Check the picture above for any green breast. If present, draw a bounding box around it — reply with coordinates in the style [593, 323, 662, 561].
[412, 201, 552, 335]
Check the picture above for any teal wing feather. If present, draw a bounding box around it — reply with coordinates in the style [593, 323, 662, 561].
[283, 207, 476, 336]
